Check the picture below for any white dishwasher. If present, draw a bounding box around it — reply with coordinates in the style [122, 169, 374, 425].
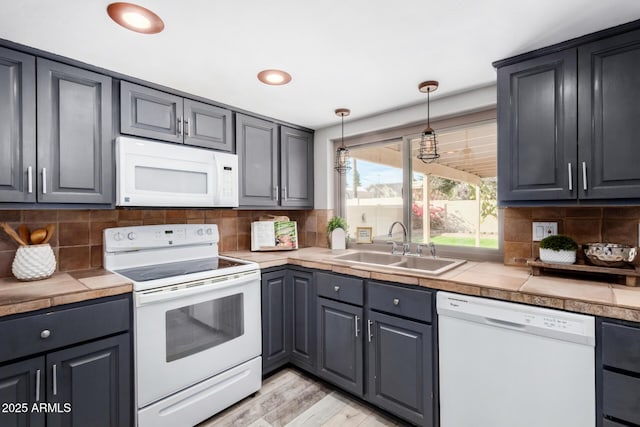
[437, 291, 595, 427]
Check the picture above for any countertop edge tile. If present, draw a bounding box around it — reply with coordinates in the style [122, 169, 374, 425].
[0, 298, 52, 317]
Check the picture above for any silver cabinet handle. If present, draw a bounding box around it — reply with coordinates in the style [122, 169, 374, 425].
[27, 166, 33, 193]
[185, 118, 191, 137]
[35, 369, 41, 402]
[354, 315, 359, 337]
[177, 117, 183, 137]
[42, 168, 47, 194]
[582, 161, 587, 190]
[367, 319, 373, 343]
[40, 329, 50, 339]
[52, 364, 57, 396]
[567, 163, 572, 191]
[393, 298, 400, 306]
[282, 186, 287, 201]
[273, 185, 279, 201]
[334, 285, 340, 292]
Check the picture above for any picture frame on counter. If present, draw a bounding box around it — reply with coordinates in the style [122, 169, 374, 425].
[355, 227, 373, 244]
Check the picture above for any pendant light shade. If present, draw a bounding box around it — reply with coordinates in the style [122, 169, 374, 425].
[334, 108, 351, 174]
[417, 80, 440, 164]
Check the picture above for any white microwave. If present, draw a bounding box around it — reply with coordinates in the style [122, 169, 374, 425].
[116, 136, 238, 207]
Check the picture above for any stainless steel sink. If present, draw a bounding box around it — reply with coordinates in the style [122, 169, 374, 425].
[332, 251, 466, 275]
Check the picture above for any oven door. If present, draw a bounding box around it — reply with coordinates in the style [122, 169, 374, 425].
[134, 270, 261, 408]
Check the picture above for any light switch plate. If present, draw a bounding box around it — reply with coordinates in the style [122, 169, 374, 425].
[532, 222, 558, 241]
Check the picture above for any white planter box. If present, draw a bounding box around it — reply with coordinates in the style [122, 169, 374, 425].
[539, 248, 576, 265]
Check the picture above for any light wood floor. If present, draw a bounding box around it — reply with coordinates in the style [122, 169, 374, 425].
[197, 368, 403, 427]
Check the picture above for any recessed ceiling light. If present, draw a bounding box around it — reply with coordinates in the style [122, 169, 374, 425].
[107, 2, 164, 34]
[257, 69, 292, 86]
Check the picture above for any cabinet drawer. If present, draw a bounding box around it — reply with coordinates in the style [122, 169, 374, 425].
[367, 281, 432, 323]
[603, 370, 640, 425]
[0, 297, 130, 363]
[602, 322, 640, 374]
[316, 272, 363, 306]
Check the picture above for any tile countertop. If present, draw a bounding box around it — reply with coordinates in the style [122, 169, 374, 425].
[0, 270, 132, 317]
[224, 247, 640, 322]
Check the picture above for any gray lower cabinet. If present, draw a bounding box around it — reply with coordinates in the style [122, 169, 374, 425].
[289, 269, 315, 371]
[0, 357, 45, 427]
[46, 334, 130, 427]
[366, 310, 432, 426]
[316, 297, 364, 396]
[261, 269, 291, 375]
[598, 318, 640, 426]
[237, 114, 313, 208]
[120, 81, 233, 151]
[0, 295, 132, 427]
[0, 47, 36, 203]
[37, 59, 113, 204]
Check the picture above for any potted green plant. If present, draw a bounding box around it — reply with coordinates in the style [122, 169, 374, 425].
[327, 216, 348, 250]
[539, 234, 578, 264]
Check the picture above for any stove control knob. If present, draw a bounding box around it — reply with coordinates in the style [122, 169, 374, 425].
[197, 229, 204, 236]
[206, 228, 213, 235]
[113, 232, 123, 241]
[128, 232, 137, 240]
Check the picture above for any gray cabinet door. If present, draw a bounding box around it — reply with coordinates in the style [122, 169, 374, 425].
[184, 99, 233, 152]
[236, 114, 279, 207]
[366, 310, 433, 427]
[0, 47, 36, 203]
[280, 126, 313, 208]
[289, 269, 316, 372]
[37, 59, 113, 204]
[578, 29, 640, 199]
[120, 81, 182, 143]
[317, 297, 363, 396]
[46, 334, 131, 427]
[497, 50, 577, 202]
[0, 356, 45, 427]
[261, 270, 291, 375]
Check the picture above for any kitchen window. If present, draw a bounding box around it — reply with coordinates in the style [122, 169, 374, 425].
[337, 110, 501, 258]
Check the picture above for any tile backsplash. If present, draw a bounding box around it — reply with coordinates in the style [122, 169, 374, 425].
[503, 207, 640, 266]
[0, 208, 333, 278]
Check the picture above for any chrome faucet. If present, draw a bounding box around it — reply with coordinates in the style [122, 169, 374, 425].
[387, 221, 410, 255]
[429, 242, 436, 258]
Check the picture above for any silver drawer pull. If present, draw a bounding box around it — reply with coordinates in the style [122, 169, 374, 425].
[393, 298, 400, 306]
[27, 166, 33, 193]
[582, 161, 587, 191]
[367, 319, 373, 343]
[40, 329, 50, 339]
[354, 315, 359, 337]
[567, 163, 572, 191]
[42, 168, 47, 194]
[334, 285, 340, 292]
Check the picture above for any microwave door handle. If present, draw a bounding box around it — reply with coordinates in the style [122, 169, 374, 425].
[136, 271, 259, 307]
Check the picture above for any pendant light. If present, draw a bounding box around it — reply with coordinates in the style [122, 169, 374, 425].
[417, 80, 440, 163]
[334, 108, 351, 174]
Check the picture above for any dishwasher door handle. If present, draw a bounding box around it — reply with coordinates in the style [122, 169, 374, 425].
[484, 317, 526, 330]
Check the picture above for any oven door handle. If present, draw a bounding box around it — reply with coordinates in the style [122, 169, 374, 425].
[136, 271, 260, 307]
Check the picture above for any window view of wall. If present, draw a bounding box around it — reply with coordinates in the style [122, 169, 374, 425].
[343, 119, 498, 250]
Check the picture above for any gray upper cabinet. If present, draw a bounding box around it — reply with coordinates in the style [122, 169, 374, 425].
[497, 50, 577, 202]
[0, 47, 36, 203]
[120, 81, 182, 143]
[280, 126, 313, 208]
[37, 59, 113, 204]
[578, 29, 640, 200]
[237, 114, 280, 207]
[237, 114, 314, 208]
[184, 99, 233, 151]
[497, 26, 640, 204]
[120, 81, 233, 151]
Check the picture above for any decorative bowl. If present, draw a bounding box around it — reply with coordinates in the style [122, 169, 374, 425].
[582, 243, 637, 267]
[539, 248, 576, 264]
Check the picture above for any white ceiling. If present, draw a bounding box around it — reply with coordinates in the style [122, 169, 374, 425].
[2, 1, 640, 129]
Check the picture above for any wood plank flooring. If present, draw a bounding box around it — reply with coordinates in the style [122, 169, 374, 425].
[197, 368, 403, 427]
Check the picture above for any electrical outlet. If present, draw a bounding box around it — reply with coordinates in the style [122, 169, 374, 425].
[532, 222, 558, 241]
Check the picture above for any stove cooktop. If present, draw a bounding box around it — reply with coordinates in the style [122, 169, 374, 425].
[115, 257, 248, 282]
